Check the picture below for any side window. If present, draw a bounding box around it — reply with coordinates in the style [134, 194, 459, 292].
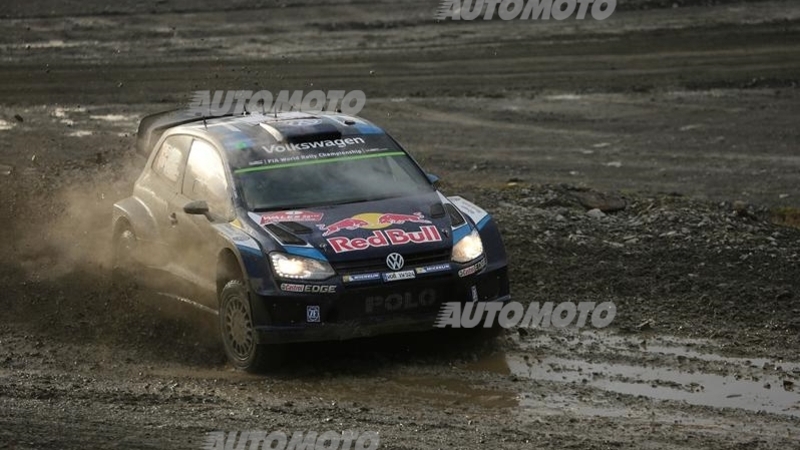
[183, 139, 230, 213]
[152, 136, 189, 184]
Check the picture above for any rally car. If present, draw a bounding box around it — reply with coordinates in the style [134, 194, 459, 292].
[113, 109, 510, 371]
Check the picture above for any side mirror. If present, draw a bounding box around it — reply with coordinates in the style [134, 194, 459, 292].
[426, 173, 440, 186]
[183, 200, 210, 216]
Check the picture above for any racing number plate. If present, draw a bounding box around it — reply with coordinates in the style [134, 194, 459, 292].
[382, 270, 416, 282]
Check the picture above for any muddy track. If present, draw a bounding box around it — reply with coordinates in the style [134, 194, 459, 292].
[1, 1, 800, 449]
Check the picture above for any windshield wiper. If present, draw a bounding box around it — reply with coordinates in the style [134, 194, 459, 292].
[251, 206, 291, 213]
[251, 194, 404, 212]
[325, 195, 396, 206]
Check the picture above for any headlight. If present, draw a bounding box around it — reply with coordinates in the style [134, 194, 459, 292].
[451, 229, 484, 263]
[269, 253, 335, 280]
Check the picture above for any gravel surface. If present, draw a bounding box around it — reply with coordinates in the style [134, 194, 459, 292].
[1, 1, 799, 449]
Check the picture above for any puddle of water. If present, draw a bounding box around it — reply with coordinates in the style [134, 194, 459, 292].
[68, 130, 93, 137]
[642, 343, 800, 373]
[53, 106, 86, 118]
[463, 351, 511, 376]
[522, 332, 800, 373]
[512, 355, 800, 416]
[544, 94, 582, 101]
[390, 375, 517, 409]
[21, 40, 73, 49]
[506, 332, 800, 417]
[90, 114, 134, 122]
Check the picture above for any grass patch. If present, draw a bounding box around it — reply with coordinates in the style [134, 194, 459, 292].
[771, 207, 800, 229]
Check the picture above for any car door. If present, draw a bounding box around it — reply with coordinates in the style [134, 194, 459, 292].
[168, 137, 234, 295]
[134, 134, 190, 268]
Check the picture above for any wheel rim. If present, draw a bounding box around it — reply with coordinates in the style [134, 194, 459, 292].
[224, 294, 254, 360]
[114, 229, 136, 268]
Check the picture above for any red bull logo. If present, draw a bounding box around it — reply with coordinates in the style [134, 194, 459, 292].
[317, 212, 430, 237]
[327, 225, 442, 253]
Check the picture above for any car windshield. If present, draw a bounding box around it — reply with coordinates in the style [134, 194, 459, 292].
[235, 152, 433, 211]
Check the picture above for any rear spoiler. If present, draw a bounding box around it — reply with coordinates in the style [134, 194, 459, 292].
[135, 109, 232, 158]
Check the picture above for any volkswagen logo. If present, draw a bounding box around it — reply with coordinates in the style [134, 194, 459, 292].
[386, 252, 405, 271]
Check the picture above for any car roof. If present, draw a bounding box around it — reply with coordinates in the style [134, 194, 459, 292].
[178, 111, 382, 138]
[169, 111, 404, 172]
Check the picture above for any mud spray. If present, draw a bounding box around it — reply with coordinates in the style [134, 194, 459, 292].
[1, 146, 222, 364]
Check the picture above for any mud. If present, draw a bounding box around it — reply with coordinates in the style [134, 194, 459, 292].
[1, 0, 800, 449]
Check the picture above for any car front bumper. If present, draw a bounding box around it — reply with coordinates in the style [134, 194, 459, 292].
[250, 264, 510, 344]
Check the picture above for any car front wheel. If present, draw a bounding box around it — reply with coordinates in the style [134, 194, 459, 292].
[219, 279, 276, 372]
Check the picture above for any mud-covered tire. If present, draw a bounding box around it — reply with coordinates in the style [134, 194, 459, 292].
[111, 223, 139, 286]
[218, 279, 277, 372]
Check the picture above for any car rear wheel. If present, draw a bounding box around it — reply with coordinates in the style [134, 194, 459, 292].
[219, 279, 276, 372]
[111, 223, 139, 285]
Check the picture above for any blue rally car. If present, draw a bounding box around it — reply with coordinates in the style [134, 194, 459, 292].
[113, 110, 510, 371]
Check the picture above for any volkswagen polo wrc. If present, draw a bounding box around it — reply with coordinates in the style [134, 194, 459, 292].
[113, 109, 510, 371]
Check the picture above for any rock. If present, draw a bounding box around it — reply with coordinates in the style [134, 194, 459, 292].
[733, 200, 748, 212]
[570, 190, 627, 212]
[586, 208, 606, 219]
[733, 201, 757, 219]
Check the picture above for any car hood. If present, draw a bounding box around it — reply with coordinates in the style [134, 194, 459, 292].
[247, 192, 455, 263]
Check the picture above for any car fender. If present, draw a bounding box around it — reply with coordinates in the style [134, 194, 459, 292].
[447, 196, 508, 270]
[212, 222, 277, 330]
[112, 197, 161, 259]
[475, 217, 508, 271]
[211, 221, 271, 290]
